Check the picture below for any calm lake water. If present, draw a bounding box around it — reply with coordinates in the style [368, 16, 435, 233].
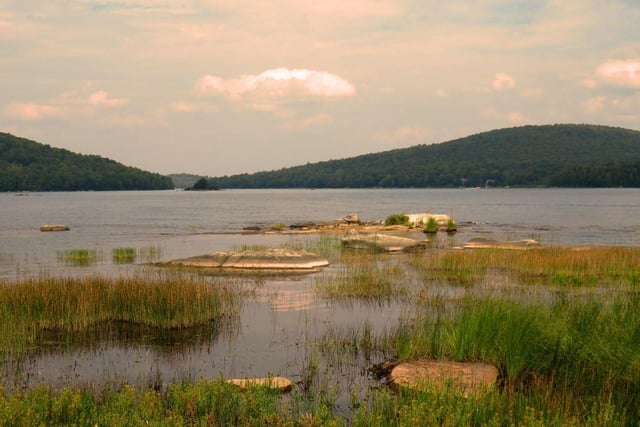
[2, 188, 640, 279]
[1, 188, 639, 404]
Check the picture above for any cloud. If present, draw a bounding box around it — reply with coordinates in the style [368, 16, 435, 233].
[595, 59, 640, 89]
[3, 88, 128, 121]
[373, 125, 432, 146]
[196, 68, 357, 101]
[492, 72, 516, 90]
[583, 96, 606, 114]
[480, 107, 529, 124]
[282, 113, 335, 131]
[89, 91, 128, 107]
[4, 103, 64, 121]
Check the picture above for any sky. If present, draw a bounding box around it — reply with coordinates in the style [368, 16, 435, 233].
[1, 0, 640, 176]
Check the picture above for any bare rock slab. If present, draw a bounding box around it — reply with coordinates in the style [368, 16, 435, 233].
[390, 360, 499, 396]
[342, 232, 427, 252]
[464, 237, 541, 250]
[227, 376, 294, 393]
[156, 248, 329, 272]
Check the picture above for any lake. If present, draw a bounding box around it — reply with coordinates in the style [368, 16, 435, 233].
[1, 188, 639, 407]
[2, 188, 639, 279]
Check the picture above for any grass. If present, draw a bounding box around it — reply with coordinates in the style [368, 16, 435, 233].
[410, 246, 640, 288]
[314, 255, 407, 299]
[384, 213, 410, 226]
[57, 249, 99, 266]
[112, 247, 136, 264]
[0, 273, 240, 360]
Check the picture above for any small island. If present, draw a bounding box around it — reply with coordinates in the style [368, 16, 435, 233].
[185, 177, 219, 191]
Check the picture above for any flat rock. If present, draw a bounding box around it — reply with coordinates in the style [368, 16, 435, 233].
[405, 213, 452, 227]
[464, 237, 541, 250]
[156, 248, 329, 271]
[389, 360, 499, 396]
[341, 232, 427, 252]
[227, 376, 294, 392]
[40, 224, 70, 232]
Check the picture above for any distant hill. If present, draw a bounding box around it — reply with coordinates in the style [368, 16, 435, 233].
[209, 124, 640, 188]
[0, 133, 173, 191]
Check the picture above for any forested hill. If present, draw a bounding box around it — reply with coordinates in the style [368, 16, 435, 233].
[209, 124, 640, 188]
[0, 133, 173, 191]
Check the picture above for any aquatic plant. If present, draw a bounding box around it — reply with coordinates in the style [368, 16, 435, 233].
[57, 249, 99, 266]
[446, 217, 457, 233]
[384, 213, 409, 226]
[313, 257, 407, 299]
[112, 247, 136, 263]
[0, 273, 240, 360]
[137, 246, 162, 262]
[424, 217, 438, 233]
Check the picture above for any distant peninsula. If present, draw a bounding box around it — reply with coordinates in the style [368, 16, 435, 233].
[0, 133, 173, 191]
[207, 124, 640, 189]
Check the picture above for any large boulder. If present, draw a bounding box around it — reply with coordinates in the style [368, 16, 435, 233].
[341, 231, 427, 252]
[389, 360, 499, 396]
[156, 248, 329, 272]
[464, 237, 541, 250]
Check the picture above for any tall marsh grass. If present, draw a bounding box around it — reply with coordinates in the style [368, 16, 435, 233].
[411, 246, 640, 288]
[393, 293, 640, 423]
[0, 273, 240, 360]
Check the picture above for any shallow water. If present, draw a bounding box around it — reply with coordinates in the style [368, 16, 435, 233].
[1, 188, 639, 408]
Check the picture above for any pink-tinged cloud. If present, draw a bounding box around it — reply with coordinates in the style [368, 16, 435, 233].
[197, 68, 356, 100]
[89, 91, 128, 107]
[4, 103, 63, 120]
[583, 96, 606, 114]
[492, 72, 516, 90]
[596, 59, 640, 88]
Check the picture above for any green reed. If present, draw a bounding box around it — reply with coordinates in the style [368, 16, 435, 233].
[0, 273, 240, 360]
[392, 292, 640, 423]
[314, 256, 407, 299]
[112, 247, 136, 264]
[57, 249, 99, 267]
[411, 246, 640, 288]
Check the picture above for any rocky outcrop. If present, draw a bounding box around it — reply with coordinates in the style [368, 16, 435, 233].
[405, 213, 452, 227]
[156, 248, 329, 272]
[341, 231, 427, 252]
[40, 224, 70, 232]
[389, 360, 499, 396]
[227, 376, 294, 392]
[464, 237, 541, 250]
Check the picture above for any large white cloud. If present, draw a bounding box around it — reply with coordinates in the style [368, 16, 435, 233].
[595, 59, 640, 89]
[196, 68, 357, 100]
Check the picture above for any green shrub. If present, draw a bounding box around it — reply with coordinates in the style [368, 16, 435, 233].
[384, 214, 409, 226]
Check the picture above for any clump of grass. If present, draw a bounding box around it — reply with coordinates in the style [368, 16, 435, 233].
[314, 257, 406, 299]
[446, 217, 457, 233]
[267, 223, 287, 231]
[112, 247, 136, 264]
[384, 213, 410, 226]
[57, 249, 99, 266]
[392, 293, 640, 422]
[138, 246, 162, 262]
[410, 246, 640, 288]
[0, 273, 240, 360]
[424, 217, 438, 233]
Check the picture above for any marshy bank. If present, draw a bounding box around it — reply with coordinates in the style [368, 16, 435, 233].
[1, 237, 640, 425]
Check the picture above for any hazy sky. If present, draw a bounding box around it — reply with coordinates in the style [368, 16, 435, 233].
[2, 1, 639, 176]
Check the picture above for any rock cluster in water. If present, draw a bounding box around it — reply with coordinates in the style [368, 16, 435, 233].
[341, 231, 427, 253]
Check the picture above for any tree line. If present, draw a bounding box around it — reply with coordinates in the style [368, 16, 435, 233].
[0, 133, 173, 191]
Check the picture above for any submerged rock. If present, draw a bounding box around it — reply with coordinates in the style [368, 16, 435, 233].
[464, 237, 541, 250]
[156, 248, 329, 272]
[40, 224, 70, 232]
[227, 376, 294, 392]
[389, 360, 499, 396]
[341, 231, 427, 252]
